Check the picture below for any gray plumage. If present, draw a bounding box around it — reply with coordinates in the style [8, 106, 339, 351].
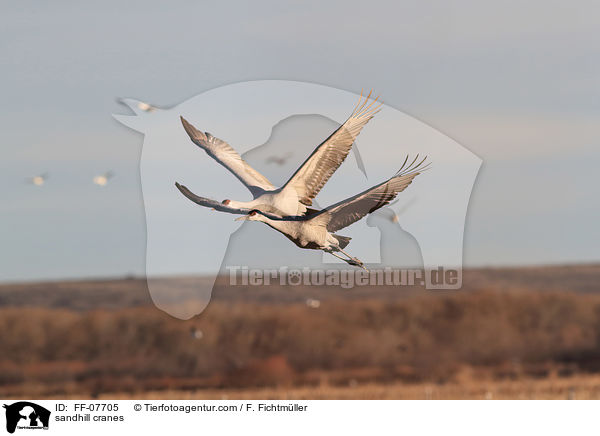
[177, 91, 381, 217]
[280, 90, 381, 207]
[237, 156, 429, 268]
[180, 117, 275, 197]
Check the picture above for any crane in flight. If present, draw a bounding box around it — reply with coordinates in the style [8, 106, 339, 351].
[93, 171, 115, 187]
[117, 98, 159, 113]
[25, 173, 49, 186]
[235, 156, 429, 269]
[265, 151, 293, 166]
[177, 91, 381, 217]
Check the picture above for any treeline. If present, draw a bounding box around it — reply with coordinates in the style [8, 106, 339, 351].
[1, 289, 600, 397]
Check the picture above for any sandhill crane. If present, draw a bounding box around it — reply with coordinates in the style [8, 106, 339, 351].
[370, 199, 401, 224]
[236, 156, 428, 269]
[368, 198, 415, 224]
[137, 102, 157, 112]
[177, 91, 381, 217]
[117, 98, 159, 113]
[26, 173, 48, 186]
[93, 171, 115, 186]
[266, 152, 293, 166]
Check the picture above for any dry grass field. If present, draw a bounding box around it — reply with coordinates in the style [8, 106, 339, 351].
[97, 373, 600, 400]
[1, 265, 600, 400]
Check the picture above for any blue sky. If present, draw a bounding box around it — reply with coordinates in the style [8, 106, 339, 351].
[1, 0, 599, 282]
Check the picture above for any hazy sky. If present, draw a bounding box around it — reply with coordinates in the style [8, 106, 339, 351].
[1, 1, 599, 282]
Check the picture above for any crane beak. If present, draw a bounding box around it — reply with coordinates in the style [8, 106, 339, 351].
[235, 216, 249, 221]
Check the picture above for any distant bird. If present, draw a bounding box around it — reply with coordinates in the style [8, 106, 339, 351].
[137, 101, 157, 112]
[375, 200, 401, 224]
[26, 173, 48, 186]
[189, 327, 203, 340]
[176, 90, 382, 217]
[372, 208, 400, 224]
[93, 171, 114, 186]
[306, 298, 321, 308]
[266, 152, 293, 166]
[367, 197, 422, 269]
[236, 156, 428, 269]
[369, 198, 415, 224]
[117, 98, 159, 113]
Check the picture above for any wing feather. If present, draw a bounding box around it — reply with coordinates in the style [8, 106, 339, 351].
[175, 183, 250, 214]
[321, 156, 429, 232]
[281, 91, 382, 206]
[175, 182, 287, 218]
[180, 117, 275, 197]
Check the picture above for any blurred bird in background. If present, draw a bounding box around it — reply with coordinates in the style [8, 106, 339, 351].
[266, 152, 293, 166]
[93, 171, 115, 187]
[26, 173, 49, 186]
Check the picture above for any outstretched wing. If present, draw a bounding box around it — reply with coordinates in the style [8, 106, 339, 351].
[280, 91, 382, 206]
[321, 156, 429, 232]
[180, 117, 275, 198]
[175, 183, 250, 215]
[175, 183, 287, 219]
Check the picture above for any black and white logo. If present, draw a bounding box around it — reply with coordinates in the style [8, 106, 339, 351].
[3, 402, 50, 434]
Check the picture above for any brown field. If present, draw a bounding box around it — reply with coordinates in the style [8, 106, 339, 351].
[97, 374, 600, 400]
[1, 264, 600, 400]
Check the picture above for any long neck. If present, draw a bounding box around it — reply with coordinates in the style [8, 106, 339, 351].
[258, 216, 290, 235]
[229, 199, 256, 209]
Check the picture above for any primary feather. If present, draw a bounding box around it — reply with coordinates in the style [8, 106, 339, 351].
[180, 117, 275, 197]
[281, 90, 382, 206]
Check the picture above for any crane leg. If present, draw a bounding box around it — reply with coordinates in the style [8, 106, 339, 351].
[328, 250, 368, 271]
[338, 248, 368, 270]
[328, 251, 350, 262]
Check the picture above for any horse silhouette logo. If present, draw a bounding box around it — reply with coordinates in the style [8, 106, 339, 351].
[115, 81, 481, 319]
[3, 402, 50, 434]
